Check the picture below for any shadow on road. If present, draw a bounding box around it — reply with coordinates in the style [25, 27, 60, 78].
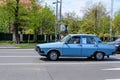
[40, 57, 120, 62]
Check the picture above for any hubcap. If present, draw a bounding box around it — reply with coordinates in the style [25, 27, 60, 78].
[50, 52, 58, 60]
[96, 53, 103, 60]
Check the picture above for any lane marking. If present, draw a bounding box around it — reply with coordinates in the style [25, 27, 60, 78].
[0, 52, 36, 53]
[0, 56, 40, 58]
[0, 63, 48, 66]
[0, 61, 120, 66]
[0, 47, 35, 51]
[105, 79, 120, 80]
[102, 68, 120, 71]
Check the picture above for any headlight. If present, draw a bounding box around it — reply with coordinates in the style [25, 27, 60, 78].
[115, 44, 119, 47]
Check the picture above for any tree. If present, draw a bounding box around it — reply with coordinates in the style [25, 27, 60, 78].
[113, 10, 120, 37]
[40, 5, 56, 34]
[4, 0, 20, 43]
[27, 0, 42, 41]
[0, 0, 56, 42]
[28, 3, 55, 41]
[0, 5, 10, 33]
[63, 12, 81, 34]
[14, 0, 20, 44]
[79, 2, 110, 36]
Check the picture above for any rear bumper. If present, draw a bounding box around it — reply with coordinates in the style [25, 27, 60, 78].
[112, 52, 116, 55]
[115, 47, 120, 54]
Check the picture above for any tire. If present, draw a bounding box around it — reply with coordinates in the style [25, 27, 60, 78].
[47, 51, 59, 61]
[94, 52, 104, 61]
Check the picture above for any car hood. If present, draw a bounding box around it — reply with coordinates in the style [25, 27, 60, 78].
[36, 42, 64, 48]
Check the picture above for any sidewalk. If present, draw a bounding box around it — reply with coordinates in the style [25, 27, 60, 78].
[0, 44, 18, 49]
[0, 44, 36, 49]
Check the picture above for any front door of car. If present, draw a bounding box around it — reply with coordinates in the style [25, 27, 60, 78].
[62, 36, 82, 56]
[81, 36, 98, 57]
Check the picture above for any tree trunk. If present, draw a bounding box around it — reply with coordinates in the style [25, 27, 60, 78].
[14, 0, 20, 44]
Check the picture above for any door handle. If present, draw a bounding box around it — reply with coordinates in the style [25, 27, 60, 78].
[79, 44, 82, 46]
[94, 45, 98, 47]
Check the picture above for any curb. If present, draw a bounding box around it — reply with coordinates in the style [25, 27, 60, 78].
[0, 47, 35, 49]
[0, 47, 19, 49]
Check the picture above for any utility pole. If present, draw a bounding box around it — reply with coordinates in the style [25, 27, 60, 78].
[53, 0, 59, 41]
[53, 0, 62, 41]
[60, 0, 62, 23]
[110, 0, 113, 41]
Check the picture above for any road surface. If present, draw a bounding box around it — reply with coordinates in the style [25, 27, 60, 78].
[0, 49, 120, 80]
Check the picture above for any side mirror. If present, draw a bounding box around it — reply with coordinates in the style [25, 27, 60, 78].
[64, 42, 68, 44]
[98, 41, 102, 43]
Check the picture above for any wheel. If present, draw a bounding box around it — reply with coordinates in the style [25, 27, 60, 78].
[94, 52, 104, 60]
[47, 51, 59, 61]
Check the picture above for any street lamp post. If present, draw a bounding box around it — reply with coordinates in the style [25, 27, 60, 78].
[110, 0, 113, 41]
[53, 0, 59, 41]
[60, 0, 62, 23]
[53, 0, 62, 41]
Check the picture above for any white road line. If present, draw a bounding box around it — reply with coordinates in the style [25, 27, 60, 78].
[0, 48, 35, 50]
[0, 56, 40, 58]
[0, 63, 45, 66]
[105, 79, 120, 80]
[1, 61, 120, 66]
[102, 68, 120, 71]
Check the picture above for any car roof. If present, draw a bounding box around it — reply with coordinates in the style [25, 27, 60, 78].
[69, 34, 96, 37]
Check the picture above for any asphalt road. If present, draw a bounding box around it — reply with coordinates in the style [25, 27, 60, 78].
[0, 49, 120, 80]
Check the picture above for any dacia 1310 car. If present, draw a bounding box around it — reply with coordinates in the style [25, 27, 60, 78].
[36, 34, 116, 61]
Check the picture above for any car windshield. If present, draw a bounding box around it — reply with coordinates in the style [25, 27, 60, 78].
[60, 35, 71, 42]
[94, 36, 102, 43]
[115, 38, 120, 42]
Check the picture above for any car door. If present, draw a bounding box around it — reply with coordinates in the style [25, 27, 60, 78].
[62, 36, 82, 56]
[81, 36, 98, 57]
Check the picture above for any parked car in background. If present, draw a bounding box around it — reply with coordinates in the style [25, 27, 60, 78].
[108, 38, 120, 54]
[36, 34, 116, 61]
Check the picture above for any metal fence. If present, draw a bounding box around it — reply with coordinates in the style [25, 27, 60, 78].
[0, 33, 12, 41]
[0, 33, 55, 42]
[0, 33, 117, 42]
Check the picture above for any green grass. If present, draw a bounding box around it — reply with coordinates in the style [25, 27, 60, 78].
[15, 44, 36, 49]
[0, 41, 16, 44]
[0, 41, 36, 49]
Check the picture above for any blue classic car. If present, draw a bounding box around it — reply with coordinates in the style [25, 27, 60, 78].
[36, 34, 116, 61]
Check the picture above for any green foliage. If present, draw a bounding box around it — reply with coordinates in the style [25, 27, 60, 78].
[0, 0, 120, 38]
[80, 3, 110, 36]
[63, 2, 112, 37]
[0, 5, 12, 32]
[40, 5, 56, 34]
[63, 12, 81, 34]
[113, 10, 120, 36]
[0, 0, 55, 35]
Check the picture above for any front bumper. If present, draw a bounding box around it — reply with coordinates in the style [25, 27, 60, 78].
[35, 47, 46, 56]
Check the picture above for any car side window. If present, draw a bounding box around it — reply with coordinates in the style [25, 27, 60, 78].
[67, 36, 80, 44]
[82, 36, 96, 44]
